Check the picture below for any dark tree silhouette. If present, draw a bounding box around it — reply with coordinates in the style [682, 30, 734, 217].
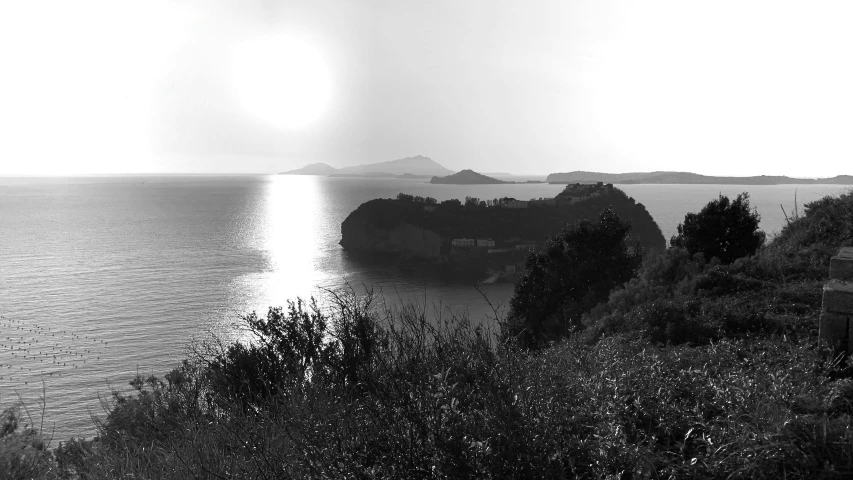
[504, 208, 642, 349]
[670, 193, 765, 264]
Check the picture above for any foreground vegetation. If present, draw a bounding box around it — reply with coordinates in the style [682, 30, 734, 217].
[3, 190, 853, 479]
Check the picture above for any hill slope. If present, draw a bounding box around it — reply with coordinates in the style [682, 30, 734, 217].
[429, 169, 507, 184]
[548, 171, 853, 185]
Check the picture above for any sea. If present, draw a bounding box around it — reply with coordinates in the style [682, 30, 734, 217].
[0, 175, 848, 440]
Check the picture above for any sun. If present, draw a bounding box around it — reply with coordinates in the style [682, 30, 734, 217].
[229, 34, 332, 130]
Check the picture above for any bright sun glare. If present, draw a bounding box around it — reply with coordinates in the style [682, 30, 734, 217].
[229, 34, 332, 130]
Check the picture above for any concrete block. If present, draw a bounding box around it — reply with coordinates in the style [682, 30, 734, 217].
[831, 256, 853, 280]
[824, 280, 853, 313]
[820, 310, 850, 350]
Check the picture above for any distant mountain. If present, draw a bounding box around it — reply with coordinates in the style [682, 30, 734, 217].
[336, 155, 454, 176]
[430, 170, 508, 185]
[279, 163, 337, 175]
[547, 171, 853, 185]
[280, 155, 454, 177]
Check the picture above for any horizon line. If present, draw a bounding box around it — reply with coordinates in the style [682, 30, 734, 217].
[0, 171, 846, 179]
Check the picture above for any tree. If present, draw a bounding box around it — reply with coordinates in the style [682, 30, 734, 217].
[670, 193, 765, 264]
[504, 208, 642, 349]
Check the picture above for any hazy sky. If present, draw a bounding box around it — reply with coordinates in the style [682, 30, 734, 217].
[1, 0, 851, 176]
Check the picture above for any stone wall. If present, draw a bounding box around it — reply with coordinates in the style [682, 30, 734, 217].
[819, 247, 853, 354]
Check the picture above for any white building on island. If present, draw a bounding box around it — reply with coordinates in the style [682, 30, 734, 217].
[451, 238, 476, 247]
[476, 238, 495, 247]
[515, 241, 536, 251]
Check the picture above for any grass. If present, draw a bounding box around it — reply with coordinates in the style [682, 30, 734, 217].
[3, 189, 853, 479]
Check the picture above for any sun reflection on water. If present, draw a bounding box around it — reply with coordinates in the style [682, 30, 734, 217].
[259, 175, 328, 304]
[222, 175, 341, 345]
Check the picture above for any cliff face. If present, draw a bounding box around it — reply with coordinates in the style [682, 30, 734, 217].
[340, 215, 443, 259]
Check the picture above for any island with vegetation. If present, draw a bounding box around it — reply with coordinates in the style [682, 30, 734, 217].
[5, 189, 853, 479]
[548, 170, 853, 185]
[429, 169, 509, 184]
[339, 183, 665, 279]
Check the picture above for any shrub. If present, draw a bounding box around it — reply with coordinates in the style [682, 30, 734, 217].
[205, 292, 387, 405]
[774, 189, 853, 253]
[671, 193, 766, 264]
[505, 208, 642, 348]
[582, 247, 707, 339]
[621, 297, 713, 345]
[0, 406, 55, 479]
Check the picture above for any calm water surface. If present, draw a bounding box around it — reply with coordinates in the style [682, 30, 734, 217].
[0, 175, 847, 439]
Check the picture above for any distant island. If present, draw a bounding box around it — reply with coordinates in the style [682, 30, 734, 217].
[430, 169, 507, 184]
[339, 183, 664, 279]
[547, 171, 853, 185]
[430, 169, 545, 185]
[280, 155, 454, 178]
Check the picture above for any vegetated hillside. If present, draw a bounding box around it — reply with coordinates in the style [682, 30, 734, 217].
[340, 187, 665, 256]
[7, 191, 853, 479]
[429, 169, 508, 184]
[582, 189, 853, 347]
[548, 170, 853, 185]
